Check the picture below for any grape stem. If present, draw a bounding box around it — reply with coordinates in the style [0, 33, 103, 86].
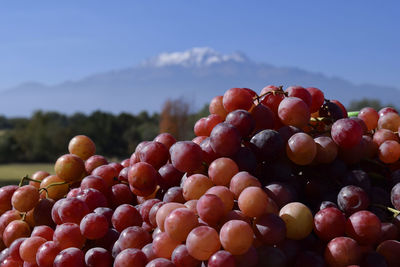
[347, 111, 359, 117]
[253, 85, 287, 103]
[18, 175, 42, 187]
[373, 204, 400, 218]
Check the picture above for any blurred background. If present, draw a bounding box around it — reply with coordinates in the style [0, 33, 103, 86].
[0, 0, 399, 180]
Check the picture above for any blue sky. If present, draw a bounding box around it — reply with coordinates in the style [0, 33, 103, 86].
[0, 0, 399, 89]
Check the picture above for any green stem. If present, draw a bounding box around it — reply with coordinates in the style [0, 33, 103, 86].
[373, 204, 400, 218]
[347, 111, 359, 117]
[19, 175, 43, 187]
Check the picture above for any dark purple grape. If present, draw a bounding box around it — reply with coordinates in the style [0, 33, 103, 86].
[341, 169, 371, 193]
[210, 122, 242, 157]
[250, 129, 284, 160]
[225, 109, 255, 138]
[231, 146, 257, 174]
[337, 185, 370, 215]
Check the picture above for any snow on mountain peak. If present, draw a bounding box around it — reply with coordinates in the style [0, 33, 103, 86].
[141, 47, 248, 67]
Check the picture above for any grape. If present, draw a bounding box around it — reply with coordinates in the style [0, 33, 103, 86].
[199, 137, 219, 165]
[314, 136, 338, 164]
[260, 85, 285, 113]
[94, 228, 119, 251]
[238, 186, 275, 218]
[139, 199, 161, 224]
[279, 202, 313, 240]
[205, 186, 234, 214]
[112, 204, 142, 233]
[231, 146, 257, 173]
[182, 174, 214, 201]
[345, 210, 381, 245]
[306, 87, 324, 113]
[331, 118, 363, 148]
[264, 183, 297, 209]
[209, 95, 228, 120]
[378, 112, 400, 131]
[376, 239, 400, 267]
[379, 107, 398, 116]
[68, 135, 96, 160]
[80, 175, 108, 195]
[331, 99, 348, 118]
[341, 169, 371, 194]
[114, 248, 147, 267]
[53, 223, 86, 250]
[351, 116, 368, 134]
[164, 208, 198, 242]
[391, 183, 400, 210]
[210, 122, 241, 157]
[171, 244, 201, 267]
[3, 220, 31, 247]
[80, 213, 108, 240]
[128, 162, 158, 197]
[379, 140, 400, 163]
[208, 250, 235, 267]
[36, 241, 61, 267]
[373, 129, 399, 146]
[155, 202, 185, 231]
[163, 186, 185, 203]
[225, 109, 255, 137]
[39, 175, 69, 200]
[278, 97, 310, 128]
[358, 107, 379, 131]
[277, 125, 302, 143]
[0, 210, 22, 239]
[139, 141, 169, 170]
[250, 103, 275, 132]
[196, 194, 225, 226]
[229, 171, 261, 199]
[84, 247, 112, 267]
[202, 114, 224, 136]
[186, 226, 221, 261]
[0, 185, 18, 214]
[169, 141, 203, 173]
[152, 232, 180, 259]
[58, 197, 90, 224]
[19, 236, 47, 263]
[158, 164, 184, 190]
[154, 132, 176, 150]
[142, 243, 157, 262]
[319, 101, 345, 121]
[31, 225, 54, 241]
[208, 157, 238, 186]
[324, 237, 362, 267]
[337, 185, 370, 215]
[146, 258, 175, 267]
[313, 207, 346, 241]
[11, 185, 39, 212]
[219, 220, 253, 255]
[85, 155, 108, 174]
[54, 154, 86, 183]
[109, 183, 136, 208]
[92, 164, 119, 188]
[285, 86, 312, 107]
[253, 213, 286, 246]
[8, 237, 25, 261]
[286, 132, 317, 165]
[53, 247, 85, 267]
[118, 226, 151, 250]
[250, 129, 284, 160]
[223, 87, 254, 112]
[149, 202, 165, 228]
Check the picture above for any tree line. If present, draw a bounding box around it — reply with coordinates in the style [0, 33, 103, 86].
[0, 99, 208, 163]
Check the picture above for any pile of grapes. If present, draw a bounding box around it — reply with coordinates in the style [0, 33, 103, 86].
[1, 85, 400, 267]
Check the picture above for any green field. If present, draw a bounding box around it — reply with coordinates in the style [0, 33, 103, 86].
[0, 163, 54, 186]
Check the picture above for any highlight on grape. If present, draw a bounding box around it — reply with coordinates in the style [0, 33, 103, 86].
[1, 85, 400, 267]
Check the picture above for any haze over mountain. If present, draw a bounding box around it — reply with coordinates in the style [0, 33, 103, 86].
[1, 47, 399, 117]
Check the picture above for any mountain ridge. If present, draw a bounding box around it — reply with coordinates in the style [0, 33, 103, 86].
[0, 47, 398, 117]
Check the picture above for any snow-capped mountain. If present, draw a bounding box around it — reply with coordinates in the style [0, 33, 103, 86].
[0, 47, 399, 117]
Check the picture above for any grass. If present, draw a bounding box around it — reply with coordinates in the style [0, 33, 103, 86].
[0, 163, 54, 186]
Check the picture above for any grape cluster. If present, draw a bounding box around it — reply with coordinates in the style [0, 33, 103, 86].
[1, 86, 400, 267]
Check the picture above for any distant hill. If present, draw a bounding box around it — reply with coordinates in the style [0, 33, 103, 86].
[1, 47, 399, 117]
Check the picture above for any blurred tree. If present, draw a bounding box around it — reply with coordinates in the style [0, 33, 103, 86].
[348, 98, 397, 111]
[159, 98, 191, 140]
